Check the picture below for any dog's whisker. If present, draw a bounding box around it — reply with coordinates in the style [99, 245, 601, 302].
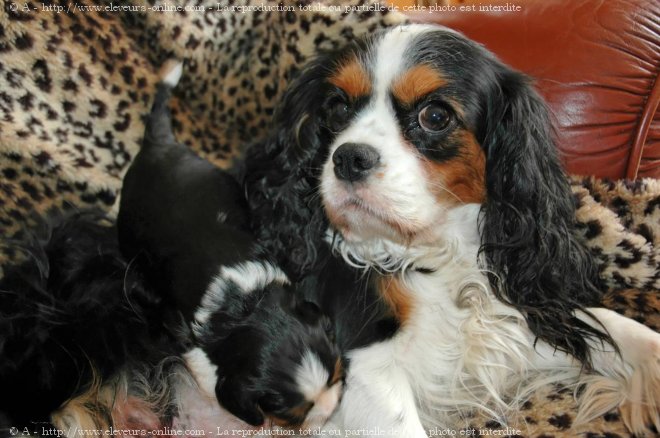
[425, 180, 465, 204]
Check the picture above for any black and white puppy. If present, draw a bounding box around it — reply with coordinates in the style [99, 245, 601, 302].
[245, 25, 660, 437]
[118, 62, 342, 429]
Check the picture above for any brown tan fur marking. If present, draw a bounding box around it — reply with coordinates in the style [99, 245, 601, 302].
[422, 131, 486, 205]
[330, 357, 344, 385]
[392, 65, 447, 106]
[329, 58, 371, 98]
[270, 401, 314, 427]
[377, 275, 414, 325]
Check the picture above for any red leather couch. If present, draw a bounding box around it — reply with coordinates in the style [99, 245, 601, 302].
[409, 0, 660, 179]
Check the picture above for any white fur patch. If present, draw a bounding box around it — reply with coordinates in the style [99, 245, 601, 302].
[183, 347, 218, 398]
[573, 308, 660, 436]
[328, 204, 482, 273]
[221, 261, 289, 294]
[296, 350, 330, 401]
[160, 59, 183, 87]
[192, 261, 289, 338]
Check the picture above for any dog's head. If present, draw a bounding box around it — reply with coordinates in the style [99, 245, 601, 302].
[203, 287, 343, 429]
[252, 299, 344, 429]
[248, 24, 610, 364]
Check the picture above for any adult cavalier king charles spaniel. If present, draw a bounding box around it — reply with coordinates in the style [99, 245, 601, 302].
[245, 24, 660, 437]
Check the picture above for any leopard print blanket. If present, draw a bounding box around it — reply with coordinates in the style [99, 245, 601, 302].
[0, 1, 658, 437]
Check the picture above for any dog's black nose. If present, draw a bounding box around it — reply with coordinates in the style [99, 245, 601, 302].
[332, 143, 380, 182]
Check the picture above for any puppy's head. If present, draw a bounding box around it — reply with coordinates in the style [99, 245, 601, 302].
[253, 299, 343, 429]
[268, 24, 610, 364]
[196, 286, 343, 429]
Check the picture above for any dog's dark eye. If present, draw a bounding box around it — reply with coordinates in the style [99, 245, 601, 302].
[326, 98, 351, 131]
[418, 103, 451, 133]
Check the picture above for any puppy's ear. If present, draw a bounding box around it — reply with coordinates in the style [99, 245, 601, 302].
[244, 58, 334, 280]
[216, 376, 265, 426]
[478, 67, 611, 365]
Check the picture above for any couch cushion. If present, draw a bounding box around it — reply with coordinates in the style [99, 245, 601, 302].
[409, 0, 660, 179]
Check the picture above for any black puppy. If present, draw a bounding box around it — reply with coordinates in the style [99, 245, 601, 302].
[117, 62, 343, 428]
[0, 211, 182, 433]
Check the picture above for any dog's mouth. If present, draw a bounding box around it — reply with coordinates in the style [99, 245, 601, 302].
[344, 198, 391, 222]
[323, 193, 420, 244]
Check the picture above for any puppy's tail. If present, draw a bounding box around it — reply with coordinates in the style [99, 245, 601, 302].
[159, 59, 183, 89]
[144, 60, 183, 147]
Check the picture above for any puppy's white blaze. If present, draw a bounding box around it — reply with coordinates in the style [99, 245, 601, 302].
[160, 59, 183, 87]
[296, 350, 330, 401]
[183, 347, 218, 398]
[193, 261, 289, 337]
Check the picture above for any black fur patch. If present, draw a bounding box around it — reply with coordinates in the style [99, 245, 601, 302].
[0, 211, 181, 428]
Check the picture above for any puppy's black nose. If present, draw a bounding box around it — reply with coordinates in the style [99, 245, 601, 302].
[332, 143, 380, 182]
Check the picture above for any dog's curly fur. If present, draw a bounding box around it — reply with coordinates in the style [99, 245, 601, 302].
[243, 27, 660, 436]
[476, 68, 608, 365]
[244, 35, 609, 366]
[243, 54, 338, 281]
[1, 2, 659, 436]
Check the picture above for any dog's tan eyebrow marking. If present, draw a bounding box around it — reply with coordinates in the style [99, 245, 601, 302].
[392, 65, 447, 106]
[329, 57, 372, 98]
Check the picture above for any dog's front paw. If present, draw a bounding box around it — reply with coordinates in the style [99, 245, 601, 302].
[619, 338, 660, 437]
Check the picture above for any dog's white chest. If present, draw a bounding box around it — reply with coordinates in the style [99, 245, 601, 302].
[377, 268, 536, 429]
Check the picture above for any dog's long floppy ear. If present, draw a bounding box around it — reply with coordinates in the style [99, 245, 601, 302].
[244, 57, 335, 281]
[477, 66, 612, 366]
